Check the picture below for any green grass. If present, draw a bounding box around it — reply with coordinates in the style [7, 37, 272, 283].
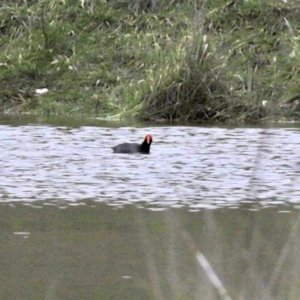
[1, 0, 300, 122]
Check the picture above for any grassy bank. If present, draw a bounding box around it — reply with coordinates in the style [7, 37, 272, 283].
[1, 0, 300, 122]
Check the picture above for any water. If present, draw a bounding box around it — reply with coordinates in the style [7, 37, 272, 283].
[1, 123, 300, 209]
[1, 117, 300, 299]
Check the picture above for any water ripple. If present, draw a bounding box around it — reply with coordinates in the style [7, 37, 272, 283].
[1, 125, 300, 209]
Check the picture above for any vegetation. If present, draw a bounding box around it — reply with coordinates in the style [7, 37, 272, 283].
[1, 0, 300, 122]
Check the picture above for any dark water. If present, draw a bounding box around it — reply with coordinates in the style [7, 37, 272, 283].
[1, 117, 300, 299]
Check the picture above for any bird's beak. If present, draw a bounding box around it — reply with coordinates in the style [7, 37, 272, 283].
[146, 137, 151, 144]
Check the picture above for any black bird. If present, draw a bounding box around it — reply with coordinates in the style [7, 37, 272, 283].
[112, 135, 153, 154]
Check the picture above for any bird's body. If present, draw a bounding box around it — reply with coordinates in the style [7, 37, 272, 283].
[112, 135, 153, 154]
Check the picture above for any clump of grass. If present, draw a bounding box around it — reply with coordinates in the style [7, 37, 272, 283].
[138, 32, 230, 122]
[134, 6, 249, 122]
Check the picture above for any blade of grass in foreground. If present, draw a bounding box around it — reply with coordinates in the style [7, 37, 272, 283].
[196, 251, 233, 300]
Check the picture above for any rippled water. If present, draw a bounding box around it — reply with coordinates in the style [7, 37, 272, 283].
[2, 121, 300, 300]
[1, 124, 300, 208]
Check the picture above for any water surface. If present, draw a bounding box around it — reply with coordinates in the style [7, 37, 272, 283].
[1, 123, 300, 209]
[1, 117, 300, 300]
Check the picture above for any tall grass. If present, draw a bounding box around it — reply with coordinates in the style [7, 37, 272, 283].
[1, 0, 300, 121]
